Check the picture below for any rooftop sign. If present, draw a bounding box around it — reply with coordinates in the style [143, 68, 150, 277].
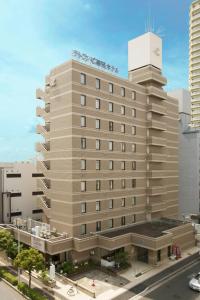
[72, 50, 118, 74]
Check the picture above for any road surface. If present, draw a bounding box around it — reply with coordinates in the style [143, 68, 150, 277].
[0, 280, 25, 300]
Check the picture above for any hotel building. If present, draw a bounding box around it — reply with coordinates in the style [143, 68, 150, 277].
[10, 32, 194, 266]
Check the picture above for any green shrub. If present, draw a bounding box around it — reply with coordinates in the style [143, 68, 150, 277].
[18, 282, 48, 300]
[0, 268, 18, 286]
[62, 261, 74, 274]
[3, 272, 18, 286]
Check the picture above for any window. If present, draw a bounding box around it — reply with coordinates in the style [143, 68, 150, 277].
[81, 159, 86, 170]
[32, 191, 43, 196]
[132, 179, 136, 188]
[132, 126, 136, 135]
[121, 216, 125, 226]
[80, 224, 86, 235]
[96, 98, 100, 109]
[108, 219, 113, 228]
[10, 192, 22, 197]
[121, 161, 125, 170]
[32, 209, 43, 214]
[108, 102, 113, 112]
[132, 161, 136, 170]
[132, 108, 136, 117]
[81, 181, 86, 192]
[109, 180, 114, 190]
[96, 78, 100, 89]
[96, 119, 100, 129]
[121, 87, 125, 97]
[32, 173, 44, 177]
[96, 201, 101, 211]
[132, 91, 136, 100]
[121, 179, 125, 189]
[109, 160, 113, 170]
[109, 83, 113, 93]
[7, 174, 21, 178]
[96, 221, 101, 231]
[121, 124, 125, 133]
[96, 139, 100, 150]
[132, 214, 136, 223]
[109, 121, 114, 131]
[121, 142, 126, 152]
[96, 180, 101, 191]
[132, 197, 136, 206]
[121, 105, 125, 115]
[121, 198, 125, 207]
[10, 211, 22, 217]
[81, 138, 86, 149]
[80, 95, 86, 106]
[109, 199, 113, 209]
[132, 144, 136, 152]
[108, 141, 113, 151]
[81, 202, 86, 213]
[81, 116, 86, 127]
[96, 160, 100, 170]
[80, 73, 86, 85]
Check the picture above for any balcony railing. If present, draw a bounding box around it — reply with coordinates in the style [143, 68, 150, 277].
[147, 86, 167, 100]
[146, 186, 167, 196]
[147, 120, 166, 131]
[147, 103, 166, 115]
[147, 136, 166, 147]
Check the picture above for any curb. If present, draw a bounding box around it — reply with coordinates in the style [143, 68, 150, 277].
[0, 277, 30, 300]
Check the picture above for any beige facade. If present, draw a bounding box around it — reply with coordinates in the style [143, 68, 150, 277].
[36, 60, 179, 237]
[34, 34, 195, 265]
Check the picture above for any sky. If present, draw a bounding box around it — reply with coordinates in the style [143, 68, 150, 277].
[0, 0, 192, 161]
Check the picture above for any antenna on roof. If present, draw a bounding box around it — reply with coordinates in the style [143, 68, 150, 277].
[145, 0, 153, 32]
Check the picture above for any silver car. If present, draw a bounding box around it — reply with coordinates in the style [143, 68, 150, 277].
[189, 273, 200, 291]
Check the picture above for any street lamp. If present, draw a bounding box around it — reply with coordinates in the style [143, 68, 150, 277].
[16, 218, 21, 284]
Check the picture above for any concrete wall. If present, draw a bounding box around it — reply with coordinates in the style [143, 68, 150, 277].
[2, 161, 43, 222]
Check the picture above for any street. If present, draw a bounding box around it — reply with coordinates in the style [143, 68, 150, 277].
[143, 260, 200, 300]
[113, 253, 200, 300]
[0, 280, 25, 300]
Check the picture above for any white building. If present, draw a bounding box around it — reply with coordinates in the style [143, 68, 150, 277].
[0, 161, 43, 223]
[189, 0, 200, 127]
[168, 89, 200, 217]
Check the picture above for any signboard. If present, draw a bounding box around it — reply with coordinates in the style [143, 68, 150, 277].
[72, 50, 118, 74]
[31, 236, 45, 253]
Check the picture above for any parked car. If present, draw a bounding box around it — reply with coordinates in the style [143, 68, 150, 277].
[189, 273, 200, 291]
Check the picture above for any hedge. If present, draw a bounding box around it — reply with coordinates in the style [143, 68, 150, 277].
[0, 268, 18, 286]
[18, 282, 48, 300]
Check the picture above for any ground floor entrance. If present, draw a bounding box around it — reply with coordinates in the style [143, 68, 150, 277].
[137, 247, 148, 263]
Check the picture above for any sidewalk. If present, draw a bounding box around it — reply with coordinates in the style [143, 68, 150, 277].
[0, 257, 92, 300]
[0, 246, 199, 300]
[96, 246, 200, 300]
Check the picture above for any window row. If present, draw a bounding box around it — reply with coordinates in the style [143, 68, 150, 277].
[80, 116, 136, 134]
[81, 197, 137, 213]
[80, 179, 136, 192]
[80, 159, 136, 170]
[80, 95, 136, 117]
[80, 214, 136, 234]
[80, 73, 136, 100]
[80, 138, 136, 152]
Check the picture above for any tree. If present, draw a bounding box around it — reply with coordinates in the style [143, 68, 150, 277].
[14, 248, 45, 288]
[114, 250, 129, 269]
[6, 241, 23, 260]
[0, 229, 13, 251]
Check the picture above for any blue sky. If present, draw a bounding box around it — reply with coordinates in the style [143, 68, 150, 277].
[0, 0, 192, 161]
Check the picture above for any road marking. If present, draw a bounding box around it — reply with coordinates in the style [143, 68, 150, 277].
[129, 258, 200, 300]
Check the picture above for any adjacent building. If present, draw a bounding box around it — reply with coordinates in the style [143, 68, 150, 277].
[28, 32, 195, 265]
[169, 89, 200, 217]
[189, 0, 200, 127]
[0, 161, 43, 223]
